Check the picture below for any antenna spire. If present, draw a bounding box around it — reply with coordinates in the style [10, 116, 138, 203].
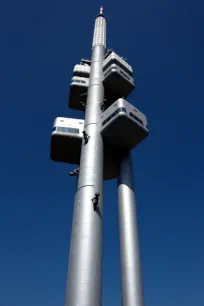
[100, 6, 103, 15]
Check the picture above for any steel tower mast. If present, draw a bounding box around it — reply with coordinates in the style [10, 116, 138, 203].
[50, 7, 149, 306]
[64, 7, 106, 306]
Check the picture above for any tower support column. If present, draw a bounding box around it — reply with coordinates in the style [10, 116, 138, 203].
[118, 151, 145, 306]
[64, 9, 106, 306]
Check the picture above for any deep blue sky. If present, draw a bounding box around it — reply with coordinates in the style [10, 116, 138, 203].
[0, 0, 204, 305]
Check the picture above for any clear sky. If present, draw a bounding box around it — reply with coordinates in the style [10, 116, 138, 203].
[0, 0, 204, 305]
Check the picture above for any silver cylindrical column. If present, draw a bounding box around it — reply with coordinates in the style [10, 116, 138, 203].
[118, 151, 145, 306]
[65, 9, 106, 306]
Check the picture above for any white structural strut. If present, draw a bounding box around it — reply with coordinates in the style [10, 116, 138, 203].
[65, 9, 106, 306]
[118, 152, 145, 306]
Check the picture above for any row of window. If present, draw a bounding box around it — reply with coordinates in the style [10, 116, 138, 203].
[120, 70, 131, 81]
[104, 67, 131, 82]
[102, 107, 127, 126]
[72, 79, 86, 84]
[104, 57, 132, 76]
[53, 126, 80, 134]
[129, 112, 144, 125]
[104, 68, 112, 77]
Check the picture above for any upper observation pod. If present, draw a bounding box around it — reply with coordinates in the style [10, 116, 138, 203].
[73, 60, 91, 77]
[92, 7, 106, 48]
[100, 98, 149, 149]
[68, 59, 91, 110]
[103, 50, 135, 103]
[68, 51, 135, 111]
[50, 117, 118, 180]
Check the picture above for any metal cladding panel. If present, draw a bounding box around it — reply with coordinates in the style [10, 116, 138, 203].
[103, 65, 135, 100]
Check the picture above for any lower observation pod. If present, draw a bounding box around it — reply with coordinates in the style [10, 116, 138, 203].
[100, 98, 149, 149]
[50, 117, 83, 165]
[50, 117, 118, 180]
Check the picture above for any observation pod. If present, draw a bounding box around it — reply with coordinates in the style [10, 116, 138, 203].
[68, 51, 135, 111]
[68, 59, 91, 110]
[50, 117, 84, 165]
[103, 50, 135, 103]
[100, 98, 149, 149]
[50, 117, 118, 180]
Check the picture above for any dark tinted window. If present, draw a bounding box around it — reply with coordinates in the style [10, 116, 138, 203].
[120, 70, 130, 81]
[104, 68, 112, 77]
[102, 107, 127, 126]
[129, 112, 143, 125]
[55, 126, 79, 134]
[120, 107, 127, 113]
[56, 127, 61, 132]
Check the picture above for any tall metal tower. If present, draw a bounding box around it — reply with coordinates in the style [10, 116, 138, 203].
[50, 7, 149, 306]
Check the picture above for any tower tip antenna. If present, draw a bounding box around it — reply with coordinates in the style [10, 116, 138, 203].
[100, 6, 103, 15]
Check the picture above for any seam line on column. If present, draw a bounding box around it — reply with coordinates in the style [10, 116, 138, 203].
[76, 185, 95, 192]
[91, 60, 103, 63]
[88, 83, 103, 89]
[84, 123, 97, 128]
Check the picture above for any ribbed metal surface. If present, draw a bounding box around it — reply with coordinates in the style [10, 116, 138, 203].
[118, 152, 145, 306]
[92, 16, 106, 48]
